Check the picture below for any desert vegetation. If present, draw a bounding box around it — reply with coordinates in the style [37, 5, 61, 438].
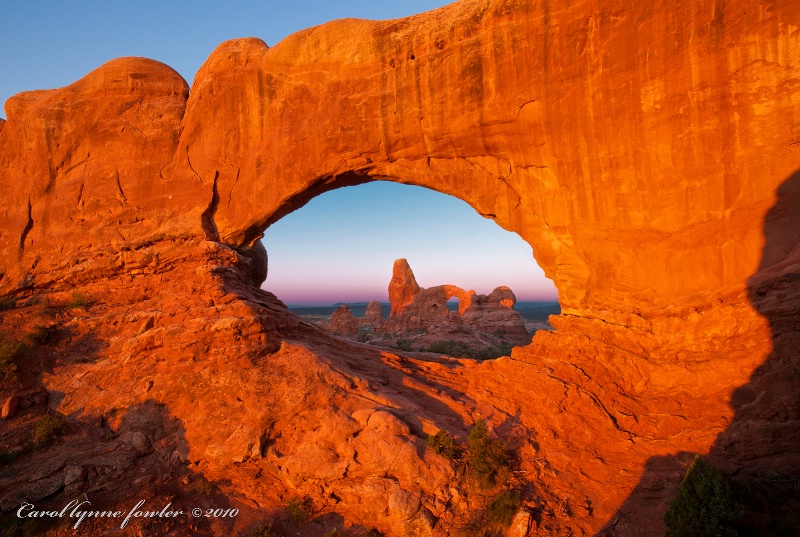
[467, 419, 513, 490]
[664, 455, 800, 536]
[426, 428, 459, 459]
[0, 334, 27, 382]
[32, 412, 66, 448]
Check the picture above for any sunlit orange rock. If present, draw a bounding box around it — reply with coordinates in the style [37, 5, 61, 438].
[388, 258, 420, 316]
[0, 0, 798, 535]
[383, 259, 528, 340]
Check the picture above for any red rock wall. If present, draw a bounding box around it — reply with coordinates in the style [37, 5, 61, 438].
[3, 0, 798, 325]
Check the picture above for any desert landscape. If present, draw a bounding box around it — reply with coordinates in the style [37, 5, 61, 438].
[314, 258, 544, 360]
[1, 0, 799, 536]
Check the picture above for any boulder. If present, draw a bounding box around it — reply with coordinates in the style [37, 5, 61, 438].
[1, 394, 19, 420]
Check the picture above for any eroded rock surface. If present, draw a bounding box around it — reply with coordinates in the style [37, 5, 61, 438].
[0, 0, 799, 535]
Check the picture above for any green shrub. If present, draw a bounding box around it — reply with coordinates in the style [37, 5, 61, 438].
[733, 472, 800, 535]
[69, 292, 89, 308]
[468, 419, 511, 490]
[286, 496, 311, 526]
[25, 324, 53, 345]
[427, 429, 459, 459]
[193, 476, 214, 496]
[663, 456, 743, 537]
[0, 298, 16, 311]
[250, 521, 273, 537]
[428, 340, 454, 354]
[427, 339, 474, 358]
[33, 413, 65, 448]
[487, 490, 522, 527]
[394, 339, 413, 352]
[0, 448, 21, 466]
[0, 515, 51, 537]
[0, 336, 29, 381]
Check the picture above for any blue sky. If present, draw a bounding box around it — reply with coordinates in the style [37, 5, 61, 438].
[1, 0, 559, 305]
[264, 182, 558, 305]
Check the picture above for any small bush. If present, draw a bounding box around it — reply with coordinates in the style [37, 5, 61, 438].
[193, 476, 214, 496]
[286, 496, 312, 526]
[394, 339, 413, 352]
[69, 292, 89, 308]
[365, 529, 384, 537]
[0, 449, 21, 466]
[33, 413, 65, 448]
[427, 339, 474, 358]
[487, 490, 521, 527]
[26, 324, 53, 345]
[0, 298, 16, 311]
[663, 456, 743, 537]
[0, 516, 51, 537]
[468, 419, 511, 490]
[250, 521, 273, 537]
[0, 336, 29, 382]
[427, 429, 459, 459]
[428, 340, 454, 354]
[733, 472, 800, 535]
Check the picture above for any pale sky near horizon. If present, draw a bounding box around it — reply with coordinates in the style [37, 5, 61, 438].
[1, 0, 559, 305]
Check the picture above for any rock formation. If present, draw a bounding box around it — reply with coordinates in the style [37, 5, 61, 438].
[362, 300, 384, 327]
[328, 303, 360, 336]
[0, 0, 799, 535]
[388, 259, 421, 316]
[381, 259, 529, 341]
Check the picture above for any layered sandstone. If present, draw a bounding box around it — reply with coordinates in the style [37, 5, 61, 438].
[0, 0, 799, 535]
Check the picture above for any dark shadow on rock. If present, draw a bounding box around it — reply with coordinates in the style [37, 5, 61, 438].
[598, 170, 800, 536]
[0, 287, 292, 536]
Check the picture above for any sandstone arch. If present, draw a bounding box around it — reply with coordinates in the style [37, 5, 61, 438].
[1, 0, 799, 534]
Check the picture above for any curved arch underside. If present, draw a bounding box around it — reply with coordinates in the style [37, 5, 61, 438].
[1, 0, 799, 534]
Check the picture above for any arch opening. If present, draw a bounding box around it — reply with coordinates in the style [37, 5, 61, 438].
[259, 178, 559, 359]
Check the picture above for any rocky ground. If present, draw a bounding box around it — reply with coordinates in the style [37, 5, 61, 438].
[0, 242, 561, 537]
[311, 317, 552, 361]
